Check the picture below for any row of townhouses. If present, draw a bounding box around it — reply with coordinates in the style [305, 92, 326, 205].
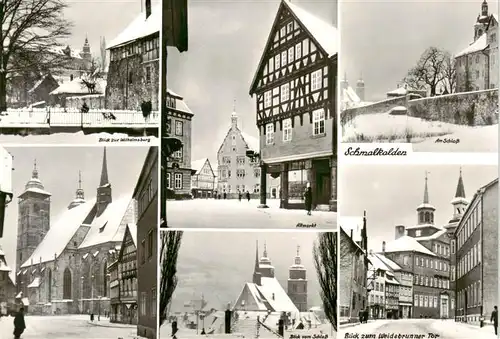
[340, 170, 498, 328]
[166, 0, 338, 211]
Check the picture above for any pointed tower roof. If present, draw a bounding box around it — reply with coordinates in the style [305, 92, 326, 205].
[68, 171, 85, 209]
[254, 240, 260, 272]
[290, 245, 305, 269]
[20, 159, 51, 198]
[260, 242, 272, 266]
[417, 171, 435, 210]
[99, 147, 109, 187]
[455, 168, 466, 198]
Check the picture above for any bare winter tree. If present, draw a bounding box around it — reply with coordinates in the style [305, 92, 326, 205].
[441, 52, 456, 94]
[403, 47, 450, 97]
[313, 232, 337, 332]
[0, 0, 72, 111]
[160, 231, 183, 325]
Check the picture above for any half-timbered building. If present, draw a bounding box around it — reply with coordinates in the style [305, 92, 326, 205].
[249, 0, 338, 211]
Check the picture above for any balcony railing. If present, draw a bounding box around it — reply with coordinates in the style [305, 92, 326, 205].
[0, 108, 159, 128]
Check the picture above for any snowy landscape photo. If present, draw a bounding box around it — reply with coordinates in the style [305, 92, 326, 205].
[340, 0, 498, 152]
[165, 0, 338, 229]
[0, 146, 158, 339]
[339, 164, 498, 339]
[159, 230, 337, 339]
[0, 0, 160, 142]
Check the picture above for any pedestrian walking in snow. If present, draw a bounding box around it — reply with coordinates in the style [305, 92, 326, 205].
[172, 320, 178, 339]
[223, 191, 227, 199]
[246, 191, 250, 202]
[13, 307, 25, 339]
[238, 191, 242, 201]
[304, 186, 312, 216]
[492, 306, 498, 335]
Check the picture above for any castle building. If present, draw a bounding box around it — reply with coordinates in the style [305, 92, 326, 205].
[249, 0, 337, 211]
[454, 178, 498, 326]
[455, 0, 498, 92]
[15, 148, 138, 316]
[106, 0, 160, 111]
[191, 158, 216, 199]
[287, 246, 307, 312]
[216, 109, 279, 199]
[339, 214, 368, 323]
[166, 89, 194, 199]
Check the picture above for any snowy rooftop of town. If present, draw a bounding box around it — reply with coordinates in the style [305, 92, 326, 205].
[108, 3, 161, 49]
[368, 252, 401, 273]
[20, 198, 97, 268]
[384, 235, 436, 256]
[405, 223, 441, 230]
[251, 277, 300, 315]
[374, 253, 402, 271]
[241, 132, 260, 152]
[78, 195, 132, 249]
[50, 77, 107, 95]
[20, 186, 52, 197]
[28, 75, 53, 94]
[387, 87, 408, 96]
[343, 87, 361, 104]
[49, 46, 83, 59]
[285, 0, 337, 57]
[455, 33, 488, 58]
[191, 158, 209, 175]
[0, 259, 12, 272]
[339, 216, 363, 242]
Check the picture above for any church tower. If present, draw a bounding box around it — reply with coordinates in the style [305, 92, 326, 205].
[416, 171, 435, 225]
[252, 241, 262, 286]
[68, 171, 86, 210]
[287, 245, 307, 312]
[16, 160, 51, 271]
[96, 148, 112, 217]
[474, 0, 490, 41]
[258, 242, 275, 278]
[81, 36, 92, 69]
[340, 72, 349, 91]
[445, 168, 469, 234]
[356, 74, 365, 101]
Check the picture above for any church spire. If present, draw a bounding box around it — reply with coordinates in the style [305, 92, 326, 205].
[231, 99, 238, 128]
[481, 0, 488, 16]
[252, 240, 262, 285]
[32, 159, 38, 179]
[423, 171, 430, 204]
[294, 245, 302, 265]
[263, 241, 268, 258]
[455, 167, 466, 198]
[100, 147, 109, 186]
[68, 171, 85, 209]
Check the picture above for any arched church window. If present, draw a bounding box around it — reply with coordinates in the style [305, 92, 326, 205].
[430, 214, 434, 223]
[419, 212, 424, 224]
[63, 268, 72, 299]
[102, 261, 108, 297]
[47, 269, 52, 301]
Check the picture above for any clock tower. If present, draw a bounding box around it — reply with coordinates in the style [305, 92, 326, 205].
[287, 245, 308, 312]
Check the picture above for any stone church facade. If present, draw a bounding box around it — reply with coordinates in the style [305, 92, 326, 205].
[16, 148, 136, 315]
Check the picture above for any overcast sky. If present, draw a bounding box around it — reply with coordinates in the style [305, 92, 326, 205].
[170, 231, 327, 312]
[340, 165, 498, 253]
[0, 146, 150, 273]
[63, 0, 160, 60]
[341, 0, 499, 102]
[167, 0, 337, 166]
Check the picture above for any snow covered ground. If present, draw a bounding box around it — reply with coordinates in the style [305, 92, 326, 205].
[0, 314, 139, 339]
[342, 113, 497, 152]
[339, 318, 498, 339]
[166, 199, 336, 229]
[0, 131, 159, 145]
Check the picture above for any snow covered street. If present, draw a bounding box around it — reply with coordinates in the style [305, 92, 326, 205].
[166, 198, 337, 229]
[339, 319, 498, 339]
[0, 315, 138, 339]
[342, 113, 497, 152]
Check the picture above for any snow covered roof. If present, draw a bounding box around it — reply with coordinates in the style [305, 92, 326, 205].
[405, 223, 440, 230]
[50, 78, 106, 95]
[368, 253, 395, 272]
[20, 187, 52, 197]
[387, 87, 408, 96]
[343, 87, 361, 104]
[49, 46, 84, 59]
[21, 199, 97, 268]
[384, 235, 436, 257]
[28, 277, 40, 288]
[416, 203, 436, 210]
[108, 3, 161, 49]
[375, 253, 402, 272]
[0, 259, 11, 272]
[414, 229, 447, 241]
[258, 277, 300, 314]
[78, 195, 133, 249]
[339, 216, 364, 242]
[241, 132, 259, 152]
[28, 74, 57, 94]
[191, 158, 208, 175]
[167, 89, 193, 114]
[385, 275, 400, 285]
[455, 33, 488, 58]
[127, 223, 137, 247]
[285, 1, 337, 57]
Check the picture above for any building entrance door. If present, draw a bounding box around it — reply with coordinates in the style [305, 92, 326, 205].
[440, 296, 449, 318]
[316, 173, 331, 205]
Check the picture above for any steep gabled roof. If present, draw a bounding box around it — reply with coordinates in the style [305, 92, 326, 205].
[249, 0, 337, 94]
[108, 3, 161, 49]
[167, 89, 193, 115]
[455, 33, 488, 58]
[216, 126, 260, 156]
[191, 158, 209, 175]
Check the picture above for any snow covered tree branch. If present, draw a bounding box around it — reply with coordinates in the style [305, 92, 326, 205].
[160, 231, 183, 326]
[0, 0, 72, 110]
[313, 232, 337, 332]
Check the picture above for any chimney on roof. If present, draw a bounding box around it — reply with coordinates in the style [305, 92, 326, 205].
[145, 0, 151, 19]
[382, 241, 386, 254]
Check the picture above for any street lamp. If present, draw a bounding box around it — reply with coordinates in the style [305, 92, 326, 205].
[245, 150, 268, 209]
